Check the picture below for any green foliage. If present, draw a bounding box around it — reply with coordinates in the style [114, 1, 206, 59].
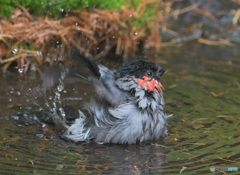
[0, 0, 160, 31]
[133, 4, 158, 29]
[0, 0, 133, 18]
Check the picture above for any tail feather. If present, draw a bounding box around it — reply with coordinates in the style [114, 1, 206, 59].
[63, 110, 91, 142]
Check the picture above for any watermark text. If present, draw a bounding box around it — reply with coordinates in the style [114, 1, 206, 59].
[210, 166, 238, 172]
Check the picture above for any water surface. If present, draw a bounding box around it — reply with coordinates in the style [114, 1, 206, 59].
[0, 43, 240, 174]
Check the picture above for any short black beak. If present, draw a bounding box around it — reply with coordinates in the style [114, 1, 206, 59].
[158, 67, 165, 77]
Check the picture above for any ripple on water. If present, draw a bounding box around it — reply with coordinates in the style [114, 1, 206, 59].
[0, 45, 240, 174]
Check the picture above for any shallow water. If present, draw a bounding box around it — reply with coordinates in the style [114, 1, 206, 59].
[0, 43, 240, 174]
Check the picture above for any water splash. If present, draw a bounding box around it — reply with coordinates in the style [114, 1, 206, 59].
[27, 66, 72, 124]
[48, 68, 69, 118]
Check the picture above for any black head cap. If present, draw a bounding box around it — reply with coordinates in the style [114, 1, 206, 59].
[116, 59, 165, 80]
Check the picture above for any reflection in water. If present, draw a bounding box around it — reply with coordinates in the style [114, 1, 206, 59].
[0, 113, 166, 174]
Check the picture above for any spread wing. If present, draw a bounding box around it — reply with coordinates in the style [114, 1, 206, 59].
[70, 48, 130, 106]
[40, 47, 129, 105]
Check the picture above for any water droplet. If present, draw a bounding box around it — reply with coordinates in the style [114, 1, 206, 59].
[37, 50, 43, 58]
[57, 85, 64, 92]
[12, 48, 18, 54]
[59, 8, 64, 13]
[18, 68, 24, 73]
[55, 92, 61, 99]
[36, 134, 45, 138]
[11, 115, 19, 120]
[42, 123, 47, 128]
[59, 107, 66, 117]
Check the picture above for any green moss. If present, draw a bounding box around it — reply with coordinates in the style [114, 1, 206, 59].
[0, 0, 161, 30]
[0, 0, 119, 18]
[0, 0, 142, 18]
[132, 4, 158, 29]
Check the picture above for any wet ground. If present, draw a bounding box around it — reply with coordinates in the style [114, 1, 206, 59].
[0, 42, 240, 174]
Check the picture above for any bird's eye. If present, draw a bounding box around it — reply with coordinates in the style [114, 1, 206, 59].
[147, 70, 152, 76]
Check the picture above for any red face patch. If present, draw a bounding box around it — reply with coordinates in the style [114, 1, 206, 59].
[135, 76, 164, 93]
